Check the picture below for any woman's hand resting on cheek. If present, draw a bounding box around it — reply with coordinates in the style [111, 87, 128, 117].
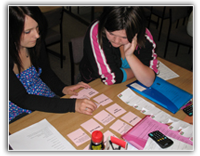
[124, 34, 138, 57]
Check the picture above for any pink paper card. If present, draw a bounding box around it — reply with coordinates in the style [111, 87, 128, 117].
[109, 119, 132, 135]
[80, 118, 103, 134]
[121, 111, 142, 126]
[93, 110, 115, 125]
[106, 103, 126, 117]
[67, 128, 90, 147]
[70, 88, 99, 99]
[93, 94, 113, 106]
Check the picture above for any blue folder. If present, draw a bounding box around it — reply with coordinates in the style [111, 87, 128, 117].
[127, 77, 193, 114]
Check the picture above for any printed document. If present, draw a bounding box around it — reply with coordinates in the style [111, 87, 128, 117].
[9, 119, 76, 151]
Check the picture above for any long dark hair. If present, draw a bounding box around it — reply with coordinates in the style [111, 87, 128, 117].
[9, 6, 46, 74]
[98, 6, 146, 48]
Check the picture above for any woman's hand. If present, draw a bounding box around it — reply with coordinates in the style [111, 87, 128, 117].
[75, 99, 97, 115]
[124, 34, 138, 57]
[62, 81, 91, 95]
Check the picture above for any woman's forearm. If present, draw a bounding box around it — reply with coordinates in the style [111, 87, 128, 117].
[126, 54, 155, 87]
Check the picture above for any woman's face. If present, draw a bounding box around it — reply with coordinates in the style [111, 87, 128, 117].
[105, 29, 129, 48]
[20, 15, 40, 49]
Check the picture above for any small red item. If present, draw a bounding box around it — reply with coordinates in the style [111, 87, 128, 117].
[91, 130, 103, 143]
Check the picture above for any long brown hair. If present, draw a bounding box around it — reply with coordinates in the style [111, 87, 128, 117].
[9, 6, 46, 74]
[98, 6, 146, 49]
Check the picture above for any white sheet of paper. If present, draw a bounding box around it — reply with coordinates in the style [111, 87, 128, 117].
[143, 136, 193, 151]
[179, 124, 193, 138]
[157, 61, 179, 80]
[9, 119, 76, 151]
[130, 83, 146, 92]
[127, 143, 139, 150]
[118, 88, 137, 104]
[152, 110, 171, 124]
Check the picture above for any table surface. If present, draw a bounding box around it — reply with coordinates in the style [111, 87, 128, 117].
[9, 57, 193, 150]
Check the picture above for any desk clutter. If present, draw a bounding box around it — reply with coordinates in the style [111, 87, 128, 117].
[9, 60, 193, 151]
[10, 86, 193, 150]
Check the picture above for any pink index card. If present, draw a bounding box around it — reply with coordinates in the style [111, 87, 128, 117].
[110, 119, 132, 135]
[121, 111, 142, 126]
[93, 110, 115, 125]
[93, 94, 113, 106]
[67, 128, 90, 147]
[70, 88, 99, 99]
[106, 103, 126, 117]
[80, 118, 103, 134]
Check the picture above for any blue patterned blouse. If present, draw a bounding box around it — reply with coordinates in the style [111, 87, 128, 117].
[9, 66, 55, 122]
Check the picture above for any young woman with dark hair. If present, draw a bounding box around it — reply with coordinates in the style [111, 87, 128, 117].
[80, 6, 159, 87]
[9, 6, 97, 123]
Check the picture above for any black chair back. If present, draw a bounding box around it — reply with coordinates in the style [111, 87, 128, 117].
[69, 36, 84, 85]
[44, 7, 63, 28]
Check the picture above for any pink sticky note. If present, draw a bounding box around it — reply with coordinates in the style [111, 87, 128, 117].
[67, 128, 90, 147]
[93, 110, 115, 125]
[121, 111, 142, 126]
[81, 118, 103, 134]
[70, 88, 99, 99]
[106, 103, 126, 117]
[93, 94, 113, 106]
[110, 119, 132, 135]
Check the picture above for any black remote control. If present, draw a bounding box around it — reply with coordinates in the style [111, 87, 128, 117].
[148, 130, 173, 148]
[183, 105, 193, 116]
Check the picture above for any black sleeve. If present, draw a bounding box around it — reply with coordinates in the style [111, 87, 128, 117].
[38, 41, 66, 96]
[135, 40, 154, 66]
[134, 36, 159, 74]
[9, 66, 76, 113]
[9, 45, 76, 113]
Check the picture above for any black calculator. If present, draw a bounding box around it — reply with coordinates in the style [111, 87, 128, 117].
[148, 130, 173, 148]
[183, 105, 193, 116]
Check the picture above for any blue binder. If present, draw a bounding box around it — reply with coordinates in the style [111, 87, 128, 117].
[127, 77, 193, 114]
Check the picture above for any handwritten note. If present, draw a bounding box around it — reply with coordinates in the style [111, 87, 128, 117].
[67, 128, 90, 147]
[106, 103, 126, 117]
[110, 119, 132, 135]
[93, 110, 115, 125]
[93, 94, 113, 106]
[80, 118, 103, 134]
[121, 111, 142, 126]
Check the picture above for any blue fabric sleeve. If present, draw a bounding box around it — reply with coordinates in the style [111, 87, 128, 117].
[120, 68, 127, 82]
